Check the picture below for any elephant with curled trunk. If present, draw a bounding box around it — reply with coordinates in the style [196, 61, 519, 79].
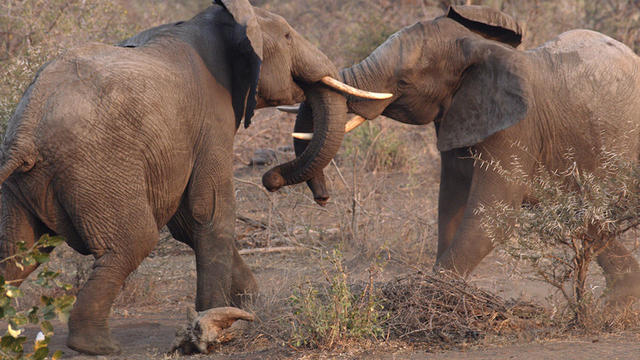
[0, 0, 385, 355]
[287, 5, 640, 301]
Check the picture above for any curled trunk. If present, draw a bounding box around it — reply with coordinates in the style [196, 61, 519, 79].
[262, 86, 347, 192]
[292, 101, 330, 206]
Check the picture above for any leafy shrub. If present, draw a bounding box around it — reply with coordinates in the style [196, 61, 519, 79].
[289, 250, 385, 348]
[0, 235, 73, 360]
[475, 149, 640, 326]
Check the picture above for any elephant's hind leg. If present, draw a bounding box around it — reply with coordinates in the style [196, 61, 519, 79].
[66, 204, 159, 355]
[168, 156, 256, 311]
[0, 188, 51, 285]
[597, 239, 640, 305]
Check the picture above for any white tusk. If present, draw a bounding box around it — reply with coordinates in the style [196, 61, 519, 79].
[292, 132, 314, 140]
[345, 115, 367, 133]
[321, 76, 393, 100]
[276, 105, 300, 114]
[292, 115, 368, 140]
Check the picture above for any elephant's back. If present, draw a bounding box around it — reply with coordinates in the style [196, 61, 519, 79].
[32, 42, 198, 148]
[535, 30, 636, 60]
[527, 30, 640, 174]
[530, 29, 640, 111]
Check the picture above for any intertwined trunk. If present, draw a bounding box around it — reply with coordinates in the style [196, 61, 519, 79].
[262, 86, 347, 192]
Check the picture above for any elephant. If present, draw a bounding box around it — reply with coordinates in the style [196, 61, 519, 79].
[0, 0, 387, 355]
[284, 5, 640, 301]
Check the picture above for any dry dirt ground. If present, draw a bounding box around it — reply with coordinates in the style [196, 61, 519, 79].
[14, 109, 640, 359]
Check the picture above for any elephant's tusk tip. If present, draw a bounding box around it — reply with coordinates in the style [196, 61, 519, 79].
[345, 115, 367, 133]
[292, 132, 313, 140]
[277, 105, 300, 114]
[293, 115, 367, 140]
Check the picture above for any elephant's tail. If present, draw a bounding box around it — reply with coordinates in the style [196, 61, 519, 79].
[0, 152, 32, 186]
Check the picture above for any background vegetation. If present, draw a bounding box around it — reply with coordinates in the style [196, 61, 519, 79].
[1, 0, 640, 357]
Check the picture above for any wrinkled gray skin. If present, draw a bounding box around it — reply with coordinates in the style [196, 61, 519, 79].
[0, 0, 346, 355]
[298, 5, 640, 301]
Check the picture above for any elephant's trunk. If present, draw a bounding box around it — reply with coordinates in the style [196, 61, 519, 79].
[291, 101, 330, 206]
[262, 86, 347, 192]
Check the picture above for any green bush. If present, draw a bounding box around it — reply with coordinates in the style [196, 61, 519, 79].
[289, 250, 385, 348]
[0, 234, 73, 360]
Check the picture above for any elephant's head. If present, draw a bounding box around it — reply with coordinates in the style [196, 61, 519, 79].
[210, 0, 390, 193]
[289, 5, 530, 203]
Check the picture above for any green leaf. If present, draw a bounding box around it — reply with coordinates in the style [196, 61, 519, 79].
[32, 252, 50, 264]
[32, 346, 49, 360]
[5, 286, 22, 298]
[60, 283, 73, 291]
[52, 350, 63, 360]
[40, 321, 54, 336]
[38, 235, 64, 248]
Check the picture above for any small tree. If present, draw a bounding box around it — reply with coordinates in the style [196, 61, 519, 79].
[0, 235, 74, 360]
[475, 149, 640, 325]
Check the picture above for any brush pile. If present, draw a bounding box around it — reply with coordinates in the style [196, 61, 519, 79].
[380, 271, 544, 345]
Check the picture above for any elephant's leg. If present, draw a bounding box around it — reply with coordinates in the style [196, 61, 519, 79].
[436, 149, 474, 260]
[178, 160, 256, 311]
[0, 189, 50, 285]
[435, 155, 525, 277]
[66, 205, 158, 355]
[596, 239, 640, 304]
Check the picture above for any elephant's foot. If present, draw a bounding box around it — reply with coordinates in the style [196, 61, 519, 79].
[67, 325, 121, 355]
[605, 271, 640, 306]
[230, 251, 258, 307]
[607, 272, 640, 307]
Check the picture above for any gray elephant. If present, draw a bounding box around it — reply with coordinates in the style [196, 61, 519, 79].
[0, 0, 385, 355]
[284, 6, 640, 301]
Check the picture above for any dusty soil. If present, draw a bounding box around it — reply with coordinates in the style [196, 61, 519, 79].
[14, 109, 640, 359]
[24, 250, 640, 359]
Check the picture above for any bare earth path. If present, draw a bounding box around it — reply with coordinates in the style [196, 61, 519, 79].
[26, 249, 640, 359]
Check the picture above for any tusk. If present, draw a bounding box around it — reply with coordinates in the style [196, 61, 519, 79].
[321, 76, 393, 100]
[292, 132, 313, 140]
[292, 115, 368, 140]
[276, 105, 300, 114]
[345, 115, 367, 133]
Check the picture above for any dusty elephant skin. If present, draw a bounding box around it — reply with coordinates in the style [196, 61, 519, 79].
[0, 0, 355, 356]
[295, 5, 640, 301]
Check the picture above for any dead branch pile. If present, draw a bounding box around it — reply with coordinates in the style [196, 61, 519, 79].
[380, 271, 545, 345]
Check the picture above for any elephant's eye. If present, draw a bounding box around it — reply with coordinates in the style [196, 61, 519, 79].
[284, 32, 291, 40]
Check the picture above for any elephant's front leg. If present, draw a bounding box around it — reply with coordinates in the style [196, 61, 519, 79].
[436, 149, 474, 260]
[187, 161, 256, 310]
[435, 155, 525, 277]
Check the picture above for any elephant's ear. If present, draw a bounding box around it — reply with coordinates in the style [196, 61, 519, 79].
[215, 0, 263, 59]
[447, 5, 523, 47]
[436, 39, 530, 152]
[216, 0, 263, 128]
